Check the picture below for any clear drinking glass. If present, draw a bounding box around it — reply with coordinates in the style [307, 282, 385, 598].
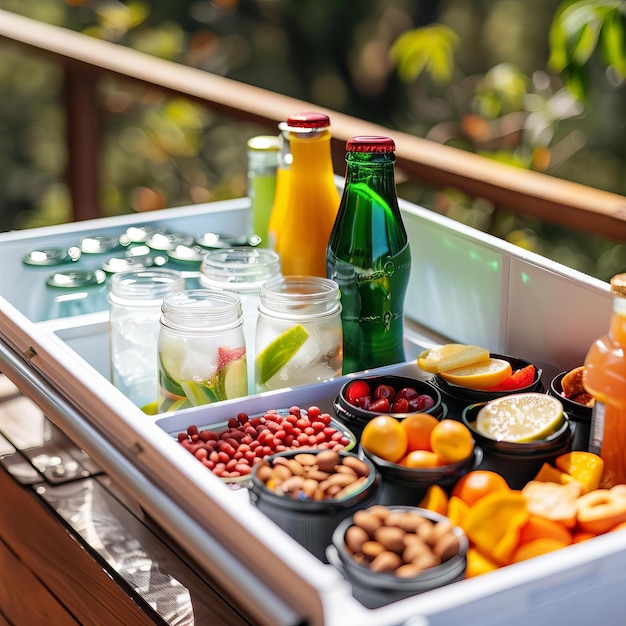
[158, 289, 246, 413]
[109, 268, 185, 410]
[255, 275, 342, 392]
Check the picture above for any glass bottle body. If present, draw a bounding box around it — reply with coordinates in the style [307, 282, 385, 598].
[255, 276, 342, 393]
[274, 113, 340, 277]
[247, 135, 280, 246]
[157, 289, 246, 413]
[326, 137, 411, 375]
[109, 268, 185, 410]
[267, 122, 291, 251]
[584, 278, 626, 487]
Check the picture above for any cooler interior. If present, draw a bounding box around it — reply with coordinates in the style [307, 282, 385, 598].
[0, 196, 622, 626]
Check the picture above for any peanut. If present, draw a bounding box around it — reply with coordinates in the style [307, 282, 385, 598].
[344, 505, 463, 578]
[256, 451, 372, 501]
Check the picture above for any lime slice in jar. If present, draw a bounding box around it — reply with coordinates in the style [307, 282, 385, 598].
[181, 380, 219, 406]
[475, 393, 564, 443]
[255, 324, 309, 385]
[219, 357, 248, 399]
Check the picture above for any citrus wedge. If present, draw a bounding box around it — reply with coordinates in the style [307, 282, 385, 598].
[476, 393, 564, 442]
[418, 343, 489, 374]
[255, 324, 309, 385]
[219, 357, 247, 399]
[439, 358, 512, 390]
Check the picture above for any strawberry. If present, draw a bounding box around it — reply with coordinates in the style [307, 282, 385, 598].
[486, 364, 536, 391]
[217, 346, 246, 370]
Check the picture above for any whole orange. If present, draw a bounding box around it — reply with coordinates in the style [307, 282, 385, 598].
[400, 413, 439, 452]
[400, 449, 440, 468]
[361, 415, 408, 463]
[430, 419, 474, 464]
[451, 470, 510, 507]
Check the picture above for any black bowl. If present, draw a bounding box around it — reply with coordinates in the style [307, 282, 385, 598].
[461, 401, 574, 489]
[360, 443, 483, 505]
[333, 375, 445, 441]
[548, 371, 592, 451]
[432, 353, 542, 405]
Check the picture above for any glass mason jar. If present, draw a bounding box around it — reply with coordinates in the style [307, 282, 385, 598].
[109, 268, 185, 411]
[199, 248, 281, 394]
[157, 289, 247, 413]
[255, 275, 342, 393]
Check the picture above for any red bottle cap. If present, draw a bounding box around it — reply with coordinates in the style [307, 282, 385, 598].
[346, 136, 395, 153]
[286, 112, 331, 129]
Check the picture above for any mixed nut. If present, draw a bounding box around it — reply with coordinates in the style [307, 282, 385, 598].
[255, 449, 371, 500]
[343, 505, 462, 578]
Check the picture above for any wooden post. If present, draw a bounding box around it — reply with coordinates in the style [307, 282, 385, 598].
[63, 63, 101, 221]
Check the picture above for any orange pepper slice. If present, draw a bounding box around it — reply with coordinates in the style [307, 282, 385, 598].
[555, 451, 604, 493]
[512, 537, 569, 563]
[418, 483, 449, 516]
[447, 495, 470, 527]
[518, 514, 573, 546]
[533, 462, 582, 488]
[462, 491, 529, 566]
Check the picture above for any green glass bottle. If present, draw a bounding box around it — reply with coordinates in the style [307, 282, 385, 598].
[326, 136, 411, 374]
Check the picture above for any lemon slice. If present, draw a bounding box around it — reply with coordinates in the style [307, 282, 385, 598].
[255, 324, 309, 385]
[418, 343, 489, 374]
[475, 393, 564, 442]
[440, 358, 512, 390]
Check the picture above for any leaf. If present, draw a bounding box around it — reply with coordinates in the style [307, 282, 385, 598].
[572, 21, 602, 64]
[600, 12, 626, 78]
[390, 24, 458, 84]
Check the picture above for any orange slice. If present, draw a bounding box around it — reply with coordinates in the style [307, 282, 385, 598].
[439, 358, 512, 390]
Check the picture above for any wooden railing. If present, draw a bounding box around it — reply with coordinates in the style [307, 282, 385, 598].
[1, 9, 625, 240]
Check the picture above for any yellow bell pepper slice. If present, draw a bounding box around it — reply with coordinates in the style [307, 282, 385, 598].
[555, 451, 604, 493]
[462, 491, 529, 566]
[465, 547, 499, 578]
[418, 483, 449, 516]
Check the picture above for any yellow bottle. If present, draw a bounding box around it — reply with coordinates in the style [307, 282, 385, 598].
[274, 112, 340, 277]
[267, 122, 291, 252]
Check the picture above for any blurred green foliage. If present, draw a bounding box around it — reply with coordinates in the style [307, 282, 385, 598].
[0, 0, 624, 281]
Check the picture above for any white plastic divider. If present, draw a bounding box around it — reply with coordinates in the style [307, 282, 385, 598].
[400, 198, 611, 370]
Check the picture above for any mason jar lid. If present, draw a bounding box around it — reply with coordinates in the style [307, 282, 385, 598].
[46, 269, 107, 289]
[23, 246, 81, 266]
[161, 289, 243, 331]
[200, 248, 281, 292]
[346, 136, 395, 153]
[80, 234, 124, 254]
[109, 268, 184, 304]
[259, 275, 341, 320]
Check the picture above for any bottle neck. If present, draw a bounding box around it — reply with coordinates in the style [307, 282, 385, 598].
[610, 295, 626, 345]
[343, 152, 399, 209]
[289, 129, 334, 174]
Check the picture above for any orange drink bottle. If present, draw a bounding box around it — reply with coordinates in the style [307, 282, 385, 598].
[267, 122, 291, 251]
[584, 273, 626, 487]
[274, 112, 340, 277]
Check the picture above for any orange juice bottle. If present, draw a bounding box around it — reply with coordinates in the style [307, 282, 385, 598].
[267, 122, 291, 251]
[584, 273, 626, 487]
[275, 112, 340, 277]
